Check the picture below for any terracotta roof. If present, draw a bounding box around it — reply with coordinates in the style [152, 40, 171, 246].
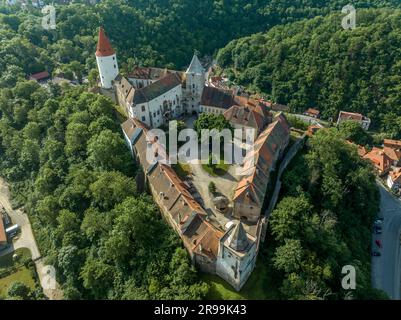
[224, 104, 270, 132]
[338, 111, 369, 122]
[234, 113, 290, 206]
[125, 119, 224, 260]
[201, 86, 235, 109]
[96, 27, 115, 57]
[29, 71, 50, 81]
[384, 146, 401, 163]
[384, 139, 401, 149]
[305, 108, 320, 116]
[363, 147, 392, 173]
[0, 215, 6, 244]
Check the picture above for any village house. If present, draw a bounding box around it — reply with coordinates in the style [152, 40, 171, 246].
[383, 139, 401, 167]
[29, 71, 51, 83]
[337, 111, 371, 131]
[363, 147, 392, 176]
[304, 108, 320, 118]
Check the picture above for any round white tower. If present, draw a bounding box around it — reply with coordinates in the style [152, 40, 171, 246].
[96, 27, 119, 89]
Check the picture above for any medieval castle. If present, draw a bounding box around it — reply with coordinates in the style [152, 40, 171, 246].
[95, 27, 290, 291]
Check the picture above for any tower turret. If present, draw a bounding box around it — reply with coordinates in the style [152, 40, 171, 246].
[96, 27, 119, 89]
[185, 53, 205, 113]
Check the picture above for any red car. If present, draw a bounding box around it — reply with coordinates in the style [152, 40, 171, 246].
[375, 239, 382, 248]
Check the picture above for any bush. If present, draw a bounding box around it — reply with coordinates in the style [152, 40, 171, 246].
[208, 182, 217, 194]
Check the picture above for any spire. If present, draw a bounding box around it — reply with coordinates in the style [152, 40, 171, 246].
[227, 222, 249, 251]
[96, 27, 115, 57]
[186, 53, 204, 74]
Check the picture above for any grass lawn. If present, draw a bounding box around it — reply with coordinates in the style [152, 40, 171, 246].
[172, 162, 192, 180]
[0, 267, 36, 298]
[0, 248, 36, 299]
[201, 260, 279, 300]
[202, 161, 230, 177]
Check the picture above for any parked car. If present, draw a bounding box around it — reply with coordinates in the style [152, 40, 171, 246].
[375, 239, 382, 248]
[371, 251, 381, 257]
[373, 226, 382, 234]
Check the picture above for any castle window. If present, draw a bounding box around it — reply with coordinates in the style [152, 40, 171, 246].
[141, 106, 145, 112]
[113, 57, 115, 60]
[141, 116, 145, 121]
[157, 110, 160, 115]
[114, 64, 116, 68]
[153, 112, 156, 117]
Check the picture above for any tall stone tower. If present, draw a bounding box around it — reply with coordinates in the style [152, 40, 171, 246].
[185, 53, 205, 114]
[96, 27, 119, 89]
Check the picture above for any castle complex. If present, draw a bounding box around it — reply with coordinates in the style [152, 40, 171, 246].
[96, 27, 290, 291]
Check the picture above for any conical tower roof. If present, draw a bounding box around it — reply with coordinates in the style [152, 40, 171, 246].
[227, 222, 249, 251]
[96, 27, 115, 57]
[186, 53, 204, 74]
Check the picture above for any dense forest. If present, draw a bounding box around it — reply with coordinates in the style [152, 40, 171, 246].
[0, 82, 209, 299]
[217, 9, 401, 138]
[265, 129, 386, 299]
[1, 0, 400, 79]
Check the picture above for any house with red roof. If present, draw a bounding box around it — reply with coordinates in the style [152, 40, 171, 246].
[304, 108, 320, 118]
[337, 111, 371, 130]
[29, 71, 50, 83]
[363, 147, 392, 176]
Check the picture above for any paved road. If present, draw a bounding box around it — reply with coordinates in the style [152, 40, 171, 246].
[0, 178, 63, 300]
[371, 181, 401, 299]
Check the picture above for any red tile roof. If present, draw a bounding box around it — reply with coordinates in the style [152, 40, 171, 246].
[0, 215, 6, 244]
[384, 139, 401, 149]
[29, 71, 50, 81]
[305, 108, 320, 116]
[96, 27, 115, 57]
[363, 147, 392, 174]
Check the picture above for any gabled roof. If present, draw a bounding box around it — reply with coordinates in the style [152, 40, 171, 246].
[186, 54, 204, 74]
[128, 67, 184, 81]
[96, 27, 115, 57]
[227, 222, 250, 252]
[234, 113, 290, 206]
[224, 101, 271, 132]
[0, 214, 6, 244]
[384, 146, 401, 163]
[384, 139, 401, 149]
[305, 108, 320, 116]
[201, 86, 235, 109]
[133, 73, 182, 104]
[338, 111, 369, 122]
[29, 71, 50, 81]
[363, 147, 392, 173]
